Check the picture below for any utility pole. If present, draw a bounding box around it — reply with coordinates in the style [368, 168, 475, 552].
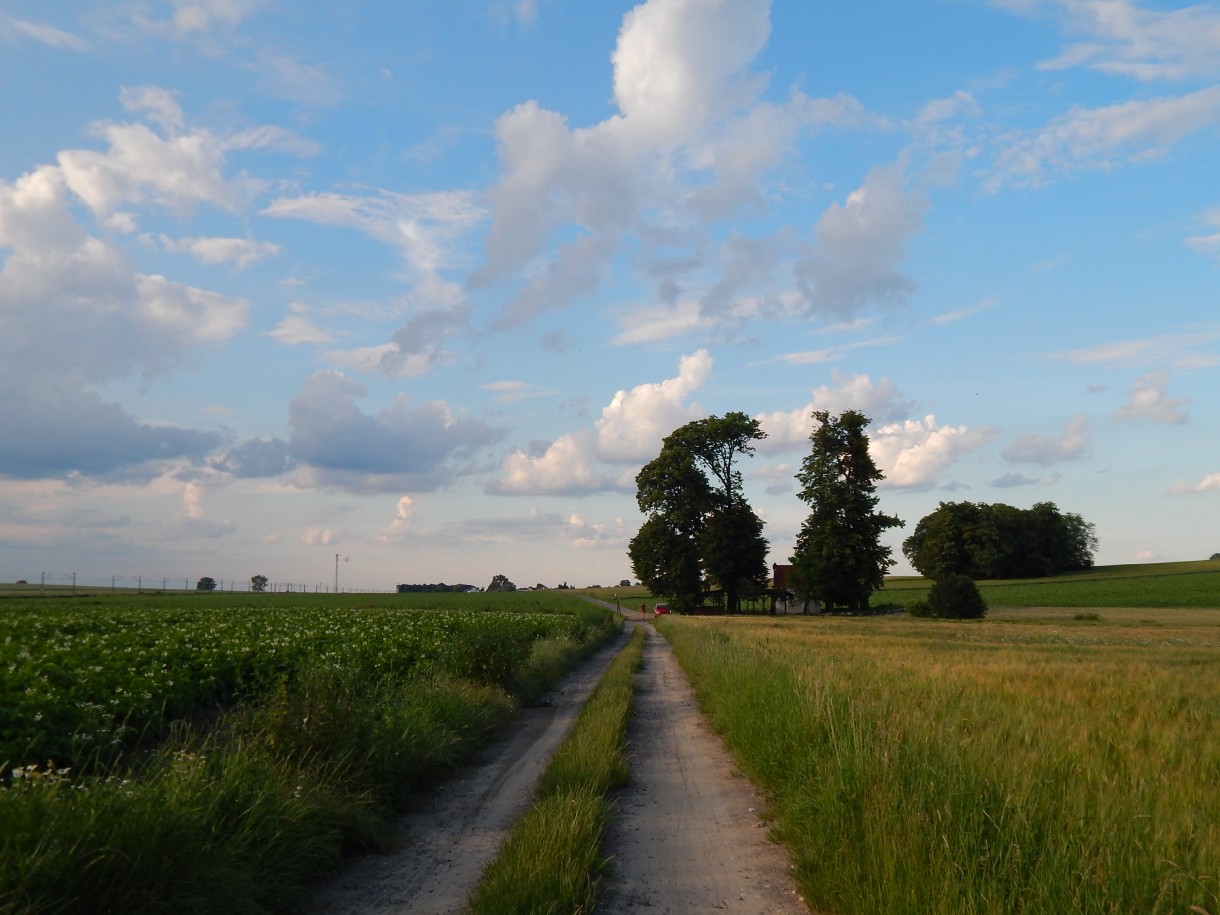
[334, 553, 339, 593]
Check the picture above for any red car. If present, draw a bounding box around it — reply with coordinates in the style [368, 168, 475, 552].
[653, 603, 670, 616]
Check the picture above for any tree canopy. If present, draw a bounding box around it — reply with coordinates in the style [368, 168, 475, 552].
[789, 410, 903, 613]
[629, 412, 768, 612]
[901, 500, 1097, 580]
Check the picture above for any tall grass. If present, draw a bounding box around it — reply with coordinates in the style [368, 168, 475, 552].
[660, 613, 1220, 914]
[469, 626, 645, 915]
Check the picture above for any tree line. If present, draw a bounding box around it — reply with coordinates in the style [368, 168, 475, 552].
[628, 409, 1097, 614]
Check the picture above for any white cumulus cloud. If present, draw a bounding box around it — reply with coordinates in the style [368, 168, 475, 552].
[595, 349, 712, 462]
[756, 370, 915, 452]
[872, 415, 998, 489]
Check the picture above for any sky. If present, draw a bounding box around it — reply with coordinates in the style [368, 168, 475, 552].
[2, 0, 1219, 593]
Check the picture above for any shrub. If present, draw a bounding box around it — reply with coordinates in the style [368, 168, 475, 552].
[905, 599, 932, 618]
[926, 573, 987, 619]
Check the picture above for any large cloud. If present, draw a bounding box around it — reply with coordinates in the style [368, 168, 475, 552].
[0, 164, 244, 479]
[471, 0, 876, 331]
[0, 91, 313, 482]
[872, 416, 998, 489]
[611, 0, 771, 148]
[0, 383, 221, 480]
[288, 371, 502, 493]
[491, 349, 713, 495]
[794, 162, 927, 317]
[595, 349, 712, 462]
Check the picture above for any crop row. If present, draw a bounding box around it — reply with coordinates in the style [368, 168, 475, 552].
[1, 600, 605, 773]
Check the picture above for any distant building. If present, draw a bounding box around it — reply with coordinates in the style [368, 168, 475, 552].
[771, 563, 820, 615]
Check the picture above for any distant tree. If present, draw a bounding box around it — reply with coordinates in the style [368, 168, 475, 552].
[196, 577, 217, 591]
[790, 411, 904, 613]
[903, 501, 1096, 579]
[250, 574, 269, 593]
[1212, 553, 1220, 561]
[486, 574, 516, 592]
[629, 412, 768, 612]
[619, 579, 632, 588]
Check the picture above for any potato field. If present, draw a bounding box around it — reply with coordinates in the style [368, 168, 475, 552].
[0, 591, 620, 915]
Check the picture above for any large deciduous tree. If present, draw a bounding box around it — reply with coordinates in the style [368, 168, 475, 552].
[790, 410, 903, 613]
[629, 412, 768, 613]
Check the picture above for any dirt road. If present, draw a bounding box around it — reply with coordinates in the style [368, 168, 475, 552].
[593, 622, 810, 914]
[310, 627, 631, 915]
[310, 613, 811, 914]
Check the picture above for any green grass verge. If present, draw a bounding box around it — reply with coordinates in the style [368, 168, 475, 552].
[657, 612, 1220, 914]
[469, 626, 646, 915]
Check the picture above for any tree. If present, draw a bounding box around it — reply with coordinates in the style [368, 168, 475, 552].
[790, 410, 904, 613]
[486, 574, 516, 592]
[628, 515, 703, 610]
[629, 412, 769, 613]
[699, 499, 769, 612]
[925, 573, 987, 619]
[196, 577, 217, 591]
[250, 574, 269, 593]
[902, 501, 1097, 579]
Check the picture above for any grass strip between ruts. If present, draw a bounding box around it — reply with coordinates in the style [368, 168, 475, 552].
[469, 625, 646, 915]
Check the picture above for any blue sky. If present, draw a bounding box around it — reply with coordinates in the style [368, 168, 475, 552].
[2, 0, 1218, 592]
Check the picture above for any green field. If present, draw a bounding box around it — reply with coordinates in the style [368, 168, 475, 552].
[5, 562, 1219, 914]
[878, 559, 1220, 610]
[660, 561, 1220, 914]
[0, 590, 620, 915]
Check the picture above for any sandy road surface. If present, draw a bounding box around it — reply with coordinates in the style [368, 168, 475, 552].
[593, 622, 810, 914]
[310, 609, 811, 914]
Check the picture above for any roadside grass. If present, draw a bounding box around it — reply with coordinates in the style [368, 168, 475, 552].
[1, 671, 516, 915]
[0, 596, 621, 915]
[658, 610, 1220, 915]
[469, 626, 646, 915]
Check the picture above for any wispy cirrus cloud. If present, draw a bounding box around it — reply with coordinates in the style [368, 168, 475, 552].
[1039, 0, 1220, 82]
[0, 13, 89, 50]
[990, 86, 1220, 189]
[1045, 327, 1220, 369]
